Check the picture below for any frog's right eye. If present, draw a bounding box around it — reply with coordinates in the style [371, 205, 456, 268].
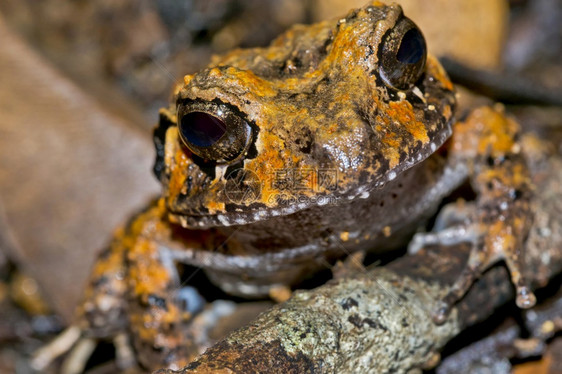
[379, 17, 427, 90]
[177, 102, 252, 163]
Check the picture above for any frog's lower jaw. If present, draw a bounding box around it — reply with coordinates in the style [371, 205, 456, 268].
[164, 153, 469, 299]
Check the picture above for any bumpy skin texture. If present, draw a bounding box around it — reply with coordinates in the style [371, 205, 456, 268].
[158, 4, 454, 227]
[35, 2, 538, 372]
[151, 2, 457, 298]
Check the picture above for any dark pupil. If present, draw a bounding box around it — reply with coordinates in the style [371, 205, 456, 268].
[180, 112, 227, 147]
[396, 28, 425, 64]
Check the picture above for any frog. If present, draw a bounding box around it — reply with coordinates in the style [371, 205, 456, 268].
[32, 1, 538, 372]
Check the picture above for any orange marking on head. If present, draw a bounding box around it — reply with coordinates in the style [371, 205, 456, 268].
[183, 74, 194, 86]
[225, 68, 278, 98]
[426, 55, 454, 91]
[167, 149, 189, 203]
[388, 101, 429, 143]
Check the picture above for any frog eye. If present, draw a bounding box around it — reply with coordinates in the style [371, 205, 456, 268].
[379, 17, 427, 90]
[177, 102, 252, 163]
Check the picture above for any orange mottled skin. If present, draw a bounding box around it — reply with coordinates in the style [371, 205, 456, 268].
[45, 2, 542, 371]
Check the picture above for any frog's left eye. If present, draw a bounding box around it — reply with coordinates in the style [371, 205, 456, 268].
[379, 17, 427, 90]
[177, 102, 252, 163]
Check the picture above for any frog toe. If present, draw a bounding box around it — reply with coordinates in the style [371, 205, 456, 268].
[505, 255, 536, 309]
[408, 224, 478, 255]
[32, 326, 138, 374]
[31, 325, 82, 372]
[60, 337, 97, 374]
[516, 286, 536, 309]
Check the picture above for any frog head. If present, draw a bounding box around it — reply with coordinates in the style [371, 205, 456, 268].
[153, 2, 455, 229]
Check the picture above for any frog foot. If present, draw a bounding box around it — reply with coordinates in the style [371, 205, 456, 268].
[31, 327, 137, 374]
[408, 203, 536, 325]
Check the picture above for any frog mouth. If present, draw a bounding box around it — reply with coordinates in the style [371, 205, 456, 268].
[168, 196, 330, 229]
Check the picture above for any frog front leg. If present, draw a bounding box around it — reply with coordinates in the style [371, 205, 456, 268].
[121, 202, 203, 371]
[33, 200, 203, 372]
[410, 105, 537, 324]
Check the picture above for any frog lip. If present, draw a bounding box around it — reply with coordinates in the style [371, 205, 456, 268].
[169, 177, 373, 229]
[169, 199, 322, 229]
